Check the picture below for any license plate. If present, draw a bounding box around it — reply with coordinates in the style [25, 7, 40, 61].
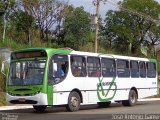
[19, 98, 26, 102]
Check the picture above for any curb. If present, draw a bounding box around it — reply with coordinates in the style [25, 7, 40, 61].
[0, 105, 32, 111]
[138, 98, 160, 101]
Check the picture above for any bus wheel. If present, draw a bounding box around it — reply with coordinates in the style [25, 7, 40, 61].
[122, 90, 137, 106]
[97, 102, 111, 108]
[66, 92, 81, 112]
[33, 105, 47, 112]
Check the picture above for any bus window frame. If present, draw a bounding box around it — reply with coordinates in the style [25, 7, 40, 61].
[116, 59, 130, 78]
[70, 55, 87, 77]
[101, 58, 116, 77]
[146, 62, 156, 78]
[87, 56, 101, 77]
[8, 59, 46, 86]
[130, 60, 139, 78]
[139, 61, 147, 78]
[48, 54, 69, 85]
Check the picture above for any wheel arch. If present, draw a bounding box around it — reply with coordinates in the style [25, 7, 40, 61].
[130, 87, 138, 99]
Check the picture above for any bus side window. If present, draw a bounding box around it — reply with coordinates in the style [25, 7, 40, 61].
[147, 62, 156, 78]
[48, 55, 69, 84]
[117, 59, 130, 78]
[139, 61, 146, 78]
[130, 61, 139, 78]
[101, 58, 116, 77]
[87, 57, 101, 77]
[71, 55, 87, 77]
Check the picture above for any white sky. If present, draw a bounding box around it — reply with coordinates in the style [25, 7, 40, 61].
[68, 0, 160, 18]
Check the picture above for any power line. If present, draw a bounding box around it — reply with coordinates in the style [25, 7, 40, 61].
[107, 0, 160, 24]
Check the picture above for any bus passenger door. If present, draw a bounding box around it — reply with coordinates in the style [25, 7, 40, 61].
[47, 84, 54, 105]
[47, 60, 57, 105]
[47, 54, 69, 105]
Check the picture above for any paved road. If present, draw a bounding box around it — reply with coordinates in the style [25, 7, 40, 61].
[1, 101, 160, 120]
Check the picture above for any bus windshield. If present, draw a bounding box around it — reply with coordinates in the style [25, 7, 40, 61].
[8, 60, 46, 86]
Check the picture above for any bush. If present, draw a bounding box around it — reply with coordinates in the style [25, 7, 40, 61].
[0, 92, 6, 106]
[0, 59, 6, 92]
[0, 59, 7, 106]
[0, 73, 6, 92]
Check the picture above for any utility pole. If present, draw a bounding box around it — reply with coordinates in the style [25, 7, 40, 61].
[93, 0, 107, 53]
[94, 0, 100, 53]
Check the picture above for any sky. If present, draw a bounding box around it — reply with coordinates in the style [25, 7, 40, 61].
[68, 0, 121, 18]
[68, 0, 160, 19]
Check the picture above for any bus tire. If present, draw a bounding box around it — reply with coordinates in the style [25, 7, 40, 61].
[66, 91, 81, 112]
[122, 90, 137, 106]
[97, 102, 111, 108]
[33, 105, 47, 112]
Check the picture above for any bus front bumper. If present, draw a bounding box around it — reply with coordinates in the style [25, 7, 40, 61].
[6, 92, 48, 105]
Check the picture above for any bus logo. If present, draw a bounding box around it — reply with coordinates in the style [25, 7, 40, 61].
[97, 77, 117, 102]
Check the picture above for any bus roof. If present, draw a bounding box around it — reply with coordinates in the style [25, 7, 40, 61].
[12, 48, 157, 62]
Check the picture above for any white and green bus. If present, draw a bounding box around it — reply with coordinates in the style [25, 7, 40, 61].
[6, 48, 158, 112]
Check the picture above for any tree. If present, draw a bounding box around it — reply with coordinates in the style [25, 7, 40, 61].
[22, 0, 67, 42]
[145, 25, 160, 57]
[9, 10, 36, 45]
[102, 0, 160, 55]
[62, 7, 91, 50]
[0, 0, 15, 42]
[54, 4, 74, 42]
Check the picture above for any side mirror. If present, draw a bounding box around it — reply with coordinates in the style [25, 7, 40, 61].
[1, 61, 5, 76]
[1, 59, 10, 76]
[53, 63, 57, 71]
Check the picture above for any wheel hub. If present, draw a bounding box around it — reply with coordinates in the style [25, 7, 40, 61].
[130, 94, 136, 103]
[71, 96, 78, 107]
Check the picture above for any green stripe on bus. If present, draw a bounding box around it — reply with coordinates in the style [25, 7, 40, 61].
[148, 58, 157, 63]
[47, 85, 53, 105]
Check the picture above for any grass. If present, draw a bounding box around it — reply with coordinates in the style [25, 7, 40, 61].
[0, 58, 6, 106]
[0, 92, 6, 106]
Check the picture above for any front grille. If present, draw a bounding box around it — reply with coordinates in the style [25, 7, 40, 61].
[8, 91, 40, 96]
[10, 100, 37, 104]
[14, 88, 31, 91]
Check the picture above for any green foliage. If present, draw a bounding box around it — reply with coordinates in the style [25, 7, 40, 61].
[102, 0, 160, 56]
[23, 0, 66, 42]
[9, 10, 36, 45]
[9, 10, 35, 34]
[0, 0, 15, 14]
[0, 58, 7, 106]
[0, 92, 6, 106]
[0, 38, 28, 50]
[63, 7, 92, 50]
[0, 58, 6, 92]
[0, 38, 54, 50]
[0, 0, 159, 57]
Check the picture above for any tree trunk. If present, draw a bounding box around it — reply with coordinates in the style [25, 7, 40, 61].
[40, 29, 45, 41]
[28, 28, 32, 46]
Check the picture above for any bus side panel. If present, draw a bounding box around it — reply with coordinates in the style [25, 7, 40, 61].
[53, 73, 85, 105]
[53, 92, 70, 105]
